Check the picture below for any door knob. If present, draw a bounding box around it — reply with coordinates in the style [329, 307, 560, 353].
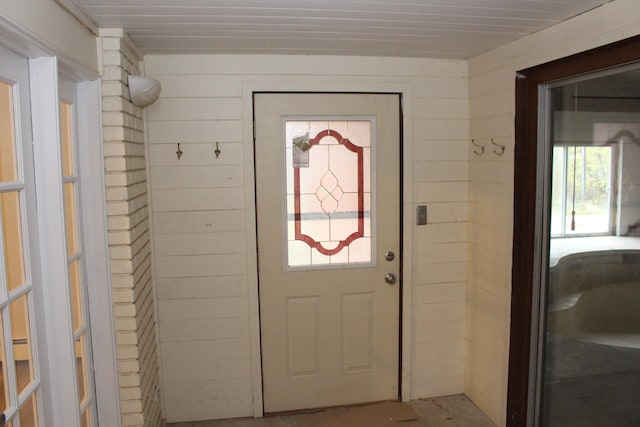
[385, 273, 397, 285]
[385, 251, 395, 261]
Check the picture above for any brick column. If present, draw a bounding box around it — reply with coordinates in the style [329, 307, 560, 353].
[99, 28, 163, 427]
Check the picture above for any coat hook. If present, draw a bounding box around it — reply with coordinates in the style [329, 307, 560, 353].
[471, 139, 485, 155]
[491, 138, 506, 155]
[214, 141, 221, 158]
[176, 143, 183, 160]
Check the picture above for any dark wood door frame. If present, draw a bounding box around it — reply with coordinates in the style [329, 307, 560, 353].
[508, 34, 640, 427]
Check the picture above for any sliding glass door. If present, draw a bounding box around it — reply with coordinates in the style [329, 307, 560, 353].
[536, 65, 640, 426]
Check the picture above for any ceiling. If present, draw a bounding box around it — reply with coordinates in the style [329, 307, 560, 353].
[68, 0, 612, 58]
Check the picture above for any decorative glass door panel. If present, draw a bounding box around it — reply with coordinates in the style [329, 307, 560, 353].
[285, 120, 373, 268]
[0, 66, 40, 426]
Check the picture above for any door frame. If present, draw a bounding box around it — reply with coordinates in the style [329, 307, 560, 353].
[242, 82, 414, 417]
[508, 34, 640, 427]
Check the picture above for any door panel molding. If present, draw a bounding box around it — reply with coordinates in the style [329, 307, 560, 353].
[510, 34, 640, 427]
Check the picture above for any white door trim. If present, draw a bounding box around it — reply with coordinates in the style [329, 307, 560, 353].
[242, 80, 414, 417]
[30, 55, 81, 427]
[76, 79, 123, 427]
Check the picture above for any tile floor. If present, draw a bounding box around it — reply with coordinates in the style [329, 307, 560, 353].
[168, 394, 497, 427]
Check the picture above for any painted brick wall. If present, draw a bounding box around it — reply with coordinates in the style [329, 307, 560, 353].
[466, 0, 640, 425]
[99, 28, 163, 427]
[143, 55, 469, 423]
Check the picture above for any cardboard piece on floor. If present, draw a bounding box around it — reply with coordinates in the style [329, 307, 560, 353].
[299, 401, 429, 427]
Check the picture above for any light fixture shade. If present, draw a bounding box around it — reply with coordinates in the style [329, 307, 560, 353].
[128, 75, 161, 107]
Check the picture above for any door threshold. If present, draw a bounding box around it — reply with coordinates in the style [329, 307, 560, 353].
[264, 399, 398, 417]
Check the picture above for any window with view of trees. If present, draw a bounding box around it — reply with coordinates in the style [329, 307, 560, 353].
[551, 144, 613, 236]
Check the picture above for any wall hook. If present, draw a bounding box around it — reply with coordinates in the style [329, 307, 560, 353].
[491, 138, 506, 155]
[471, 139, 485, 155]
[176, 143, 183, 160]
[214, 141, 221, 158]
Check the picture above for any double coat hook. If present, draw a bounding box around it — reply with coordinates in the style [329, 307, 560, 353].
[471, 138, 506, 156]
[175, 142, 222, 159]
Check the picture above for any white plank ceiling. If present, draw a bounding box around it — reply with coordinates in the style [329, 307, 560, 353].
[69, 0, 612, 58]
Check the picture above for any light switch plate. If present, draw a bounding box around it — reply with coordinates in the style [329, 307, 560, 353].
[417, 205, 427, 225]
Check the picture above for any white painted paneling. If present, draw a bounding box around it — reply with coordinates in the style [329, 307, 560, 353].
[149, 143, 243, 166]
[156, 276, 248, 300]
[155, 253, 247, 278]
[72, 0, 608, 59]
[413, 141, 468, 161]
[159, 317, 250, 342]
[145, 54, 469, 422]
[148, 120, 242, 143]
[150, 165, 244, 189]
[467, 0, 640, 425]
[154, 232, 246, 256]
[412, 283, 467, 307]
[148, 98, 242, 121]
[161, 338, 251, 363]
[152, 188, 245, 212]
[153, 211, 245, 234]
[158, 297, 249, 320]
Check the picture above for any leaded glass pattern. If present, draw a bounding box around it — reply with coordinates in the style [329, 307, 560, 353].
[285, 120, 373, 268]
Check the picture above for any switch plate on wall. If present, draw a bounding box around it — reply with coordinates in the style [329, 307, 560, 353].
[416, 205, 427, 225]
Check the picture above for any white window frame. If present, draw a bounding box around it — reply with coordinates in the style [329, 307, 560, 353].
[551, 143, 614, 237]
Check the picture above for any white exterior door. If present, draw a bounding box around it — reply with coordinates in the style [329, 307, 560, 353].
[254, 93, 401, 413]
[0, 44, 43, 426]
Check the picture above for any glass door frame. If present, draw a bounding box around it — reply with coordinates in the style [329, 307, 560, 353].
[532, 64, 640, 425]
[508, 34, 640, 427]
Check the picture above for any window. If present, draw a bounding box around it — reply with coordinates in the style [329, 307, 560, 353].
[550, 144, 613, 235]
[284, 119, 374, 268]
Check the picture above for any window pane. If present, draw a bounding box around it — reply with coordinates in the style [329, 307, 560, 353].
[18, 392, 38, 427]
[81, 408, 91, 427]
[564, 146, 611, 234]
[550, 147, 565, 235]
[1, 192, 25, 292]
[10, 294, 33, 394]
[64, 182, 78, 256]
[0, 82, 17, 183]
[60, 102, 74, 177]
[0, 315, 8, 412]
[68, 260, 83, 334]
[75, 335, 87, 405]
[285, 120, 373, 268]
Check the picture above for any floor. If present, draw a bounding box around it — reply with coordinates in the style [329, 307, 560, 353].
[541, 335, 640, 426]
[168, 395, 497, 427]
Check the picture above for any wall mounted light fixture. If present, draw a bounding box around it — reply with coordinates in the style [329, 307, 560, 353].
[128, 75, 161, 107]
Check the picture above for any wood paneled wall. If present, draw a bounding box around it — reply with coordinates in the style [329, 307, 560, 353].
[467, 0, 640, 425]
[144, 55, 470, 423]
